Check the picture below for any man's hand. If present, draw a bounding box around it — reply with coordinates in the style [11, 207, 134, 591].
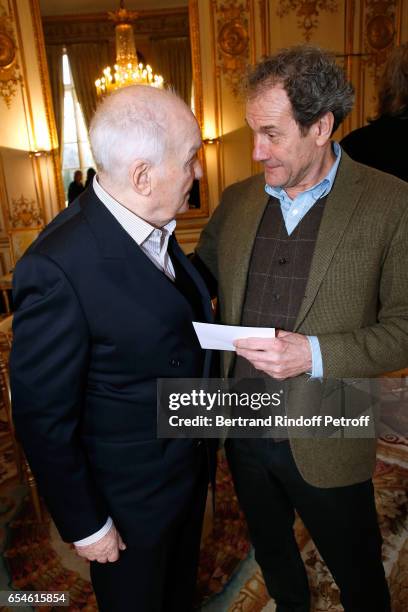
[74, 523, 126, 563]
[234, 330, 312, 380]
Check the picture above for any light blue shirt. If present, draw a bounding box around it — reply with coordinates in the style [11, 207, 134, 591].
[264, 142, 342, 378]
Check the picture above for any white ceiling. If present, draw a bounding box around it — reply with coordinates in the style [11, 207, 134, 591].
[39, 1, 188, 17]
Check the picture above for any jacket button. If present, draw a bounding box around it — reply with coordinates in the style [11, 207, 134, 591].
[169, 358, 181, 367]
[278, 257, 288, 265]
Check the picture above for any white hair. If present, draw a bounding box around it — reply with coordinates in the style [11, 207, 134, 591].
[89, 85, 184, 187]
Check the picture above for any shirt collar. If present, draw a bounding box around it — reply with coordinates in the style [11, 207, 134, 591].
[265, 141, 342, 202]
[93, 175, 176, 246]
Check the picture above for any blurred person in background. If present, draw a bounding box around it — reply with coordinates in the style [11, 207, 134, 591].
[341, 43, 408, 181]
[67, 169, 85, 203]
[85, 167, 97, 189]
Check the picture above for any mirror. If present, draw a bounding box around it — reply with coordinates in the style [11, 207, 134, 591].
[39, 0, 208, 219]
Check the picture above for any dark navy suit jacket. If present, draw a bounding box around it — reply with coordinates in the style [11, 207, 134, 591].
[10, 186, 214, 546]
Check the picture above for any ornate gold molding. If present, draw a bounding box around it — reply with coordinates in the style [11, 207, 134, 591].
[276, 0, 339, 42]
[364, 0, 400, 83]
[30, 0, 65, 212]
[42, 9, 189, 45]
[0, 1, 21, 108]
[177, 0, 209, 221]
[11, 0, 35, 149]
[189, 0, 204, 134]
[0, 150, 8, 233]
[43, 7, 187, 23]
[214, 0, 250, 98]
[9, 194, 44, 228]
[258, 0, 271, 57]
[29, 0, 58, 151]
[210, 0, 223, 195]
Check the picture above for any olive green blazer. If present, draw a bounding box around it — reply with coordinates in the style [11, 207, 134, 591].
[196, 150, 408, 487]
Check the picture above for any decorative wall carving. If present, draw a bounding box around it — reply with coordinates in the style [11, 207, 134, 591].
[9, 195, 44, 228]
[276, 0, 339, 42]
[214, 1, 250, 97]
[0, 2, 21, 108]
[364, 0, 400, 82]
[219, 19, 249, 56]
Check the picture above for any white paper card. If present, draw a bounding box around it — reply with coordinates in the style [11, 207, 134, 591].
[193, 322, 275, 351]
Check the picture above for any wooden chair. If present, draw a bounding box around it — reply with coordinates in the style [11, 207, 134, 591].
[0, 330, 42, 521]
[0, 274, 12, 315]
[383, 367, 408, 378]
[0, 315, 13, 334]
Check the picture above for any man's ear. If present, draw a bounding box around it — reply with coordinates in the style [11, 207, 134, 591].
[314, 111, 334, 146]
[129, 160, 151, 196]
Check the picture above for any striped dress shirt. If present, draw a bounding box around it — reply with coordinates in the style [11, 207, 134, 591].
[93, 176, 176, 281]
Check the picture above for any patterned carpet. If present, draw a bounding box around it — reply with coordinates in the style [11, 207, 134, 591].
[0, 435, 406, 611]
[199, 437, 408, 612]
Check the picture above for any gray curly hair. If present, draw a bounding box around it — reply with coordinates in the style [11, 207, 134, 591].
[247, 45, 355, 134]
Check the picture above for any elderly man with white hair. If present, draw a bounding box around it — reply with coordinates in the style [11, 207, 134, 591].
[10, 85, 215, 611]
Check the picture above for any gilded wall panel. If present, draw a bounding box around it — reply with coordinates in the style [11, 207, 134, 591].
[0, 0, 64, 270]
[0, 0, 21, 108]
[214, 0, 250, 98]
[269, 0, 345, 51]
[276, 0, 339, 42]
[344, 0, 404, 132]
[364, 0, 401, 82]
[208, 0, 263, 190]
[0, 148, 43, 229]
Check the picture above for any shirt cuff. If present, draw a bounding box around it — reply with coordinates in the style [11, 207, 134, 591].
[307, 336, 323, 379]
[74, 516, 113, 546]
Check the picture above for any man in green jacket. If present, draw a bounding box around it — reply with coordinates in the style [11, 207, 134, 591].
[196, 45, 408, 611]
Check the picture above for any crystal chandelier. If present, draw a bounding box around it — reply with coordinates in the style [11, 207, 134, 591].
[95, 1, 164, 96]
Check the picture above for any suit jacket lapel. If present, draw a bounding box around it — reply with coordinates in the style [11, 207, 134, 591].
[169, 236, 213, 323]
[80, 187, 213, 377]
[294, 152, 365, 330]
[80, 188, 200, 308]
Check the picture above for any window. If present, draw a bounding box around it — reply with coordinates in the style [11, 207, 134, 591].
[61, 53, 95, 202]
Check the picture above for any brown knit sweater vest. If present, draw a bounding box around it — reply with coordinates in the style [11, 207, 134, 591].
[234, 195, 327, 378]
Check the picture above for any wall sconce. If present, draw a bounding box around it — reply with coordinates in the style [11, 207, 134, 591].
[29, 150, 51, 158]
[203, 136, 220, 145]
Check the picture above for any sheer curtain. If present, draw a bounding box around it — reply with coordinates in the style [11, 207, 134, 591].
[45, 45, 64, 149]
[150, 37, 192, 106]
[65, 42, 112, 129]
